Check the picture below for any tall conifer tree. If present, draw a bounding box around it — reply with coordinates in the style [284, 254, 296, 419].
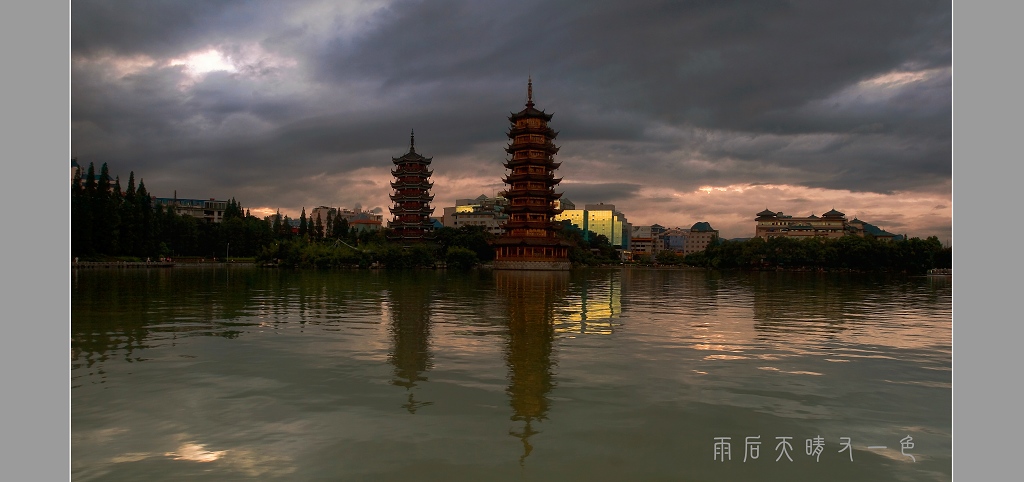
[314, 215, 324, 241]
[137, 180, 153, 256]
[95, 163, 116, 254]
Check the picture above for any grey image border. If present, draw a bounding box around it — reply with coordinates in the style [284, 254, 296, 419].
[5, 1, 71, 481]
[952, 1, 1013, 481]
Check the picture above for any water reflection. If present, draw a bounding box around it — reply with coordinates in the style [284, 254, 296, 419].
[71, 268, 950, 480]
[495, 270, 569, 464]
[384, 272, 435, 413]
[747, 272, 952, 353]
[555, 270, 621, 335]
[750, 272, 853, 339]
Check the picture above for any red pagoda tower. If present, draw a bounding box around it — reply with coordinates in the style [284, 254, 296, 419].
[492, 79, 572, 270]
[388, 130, 435, 242]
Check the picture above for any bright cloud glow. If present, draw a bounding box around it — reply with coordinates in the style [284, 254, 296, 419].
[169, 49, 238, 77]
[811, 67, 949, 108]
[861, 69, 936, 88]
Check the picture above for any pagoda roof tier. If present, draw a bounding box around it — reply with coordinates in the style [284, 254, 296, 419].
[503, 173, 561, 185]
[508, 106, 554, 122]
[500, 189, 563, 200]
[491, 236, 573, 247]
[506, 143, 559, 154]
[389, 193, 435, 202]
[390, 180, 433, 189]
[391, 168, 432, 176]
[503, 220, 558, 230]
[505, 204, 561, 215]
[389, 204, 434, 211]
[507, 126, 558, 138]
[503, 159, 561, 170]
[392, 154, 432, 165]
[388, 223, 435, 230]
[388, 218, 434, 224]
[389, 207, 435, 215]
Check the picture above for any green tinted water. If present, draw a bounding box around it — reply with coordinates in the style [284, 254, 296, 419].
[71, 267, 951, 481]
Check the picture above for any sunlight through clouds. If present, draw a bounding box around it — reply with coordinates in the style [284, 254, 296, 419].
[169, 49, 238, 77]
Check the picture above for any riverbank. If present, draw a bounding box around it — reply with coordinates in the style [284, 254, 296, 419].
[72, 260, 257, 268]
[72, 261, 174, 268]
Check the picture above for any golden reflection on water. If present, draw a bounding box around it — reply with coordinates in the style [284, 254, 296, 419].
[553, 271, 621, 335]
[495, 270, 568, 464]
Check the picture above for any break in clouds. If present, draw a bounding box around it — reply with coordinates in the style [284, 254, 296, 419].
[71, 0, 951, 240]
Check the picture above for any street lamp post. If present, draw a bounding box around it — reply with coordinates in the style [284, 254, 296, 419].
[227, 242, 230, 263]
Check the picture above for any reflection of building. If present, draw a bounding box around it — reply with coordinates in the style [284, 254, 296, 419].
[555, 271, 621, 335]
[153, 197, 228, 223]
[751, 274, 854, 339]
[388, 131, 435, 242]
[385, 273, 435, 414]
[442, 194, 509, 235]
[495, 270, 567, 463]
[492, 79, 572, 270]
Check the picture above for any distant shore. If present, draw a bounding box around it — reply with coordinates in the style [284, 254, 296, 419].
[72, 259, 256, 268]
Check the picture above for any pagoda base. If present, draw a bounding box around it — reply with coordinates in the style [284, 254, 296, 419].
[493, 259, 571, 271]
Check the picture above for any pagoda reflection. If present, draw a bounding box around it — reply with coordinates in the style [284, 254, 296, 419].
[495, 270, 569, 464]
[384, 272, 436, 414]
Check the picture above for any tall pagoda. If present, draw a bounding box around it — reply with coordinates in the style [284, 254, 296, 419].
[492, 79, 572, 270]
[388, 130, 435, 242]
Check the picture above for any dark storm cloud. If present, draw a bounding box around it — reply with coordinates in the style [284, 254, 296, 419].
[71, 0, 950, 237]
[71, 0, 285, 58]
[559, 183, 644, 206]
[318, 0, 948, 131]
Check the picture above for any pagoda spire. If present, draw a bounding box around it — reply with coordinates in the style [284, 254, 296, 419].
[410, 129, 415, 153]
[526, 76, 534, 107]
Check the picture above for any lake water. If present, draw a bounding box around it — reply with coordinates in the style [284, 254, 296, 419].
[71, 267, 951, 481]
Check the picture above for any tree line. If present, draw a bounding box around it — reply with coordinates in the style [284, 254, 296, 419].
[72, 162, 280, 259]
[72, 162, 950, 272]
[70, 162, 499, 266]
[650, 234, 951, 274]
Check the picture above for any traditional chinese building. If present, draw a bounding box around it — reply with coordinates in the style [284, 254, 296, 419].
[492, 79, 572, 270]
[755, 208, 849, 239]
[388, 131, 435, 242]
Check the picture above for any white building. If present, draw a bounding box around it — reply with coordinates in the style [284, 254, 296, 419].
[442, 194, 509, 235]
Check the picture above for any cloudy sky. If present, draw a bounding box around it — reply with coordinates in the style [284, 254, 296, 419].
[71, 0, 951, 241]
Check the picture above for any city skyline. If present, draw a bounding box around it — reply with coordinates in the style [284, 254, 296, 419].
[71, 0, 951, 241]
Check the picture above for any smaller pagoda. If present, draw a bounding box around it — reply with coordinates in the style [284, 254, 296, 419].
[388, 130, 435, 242]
